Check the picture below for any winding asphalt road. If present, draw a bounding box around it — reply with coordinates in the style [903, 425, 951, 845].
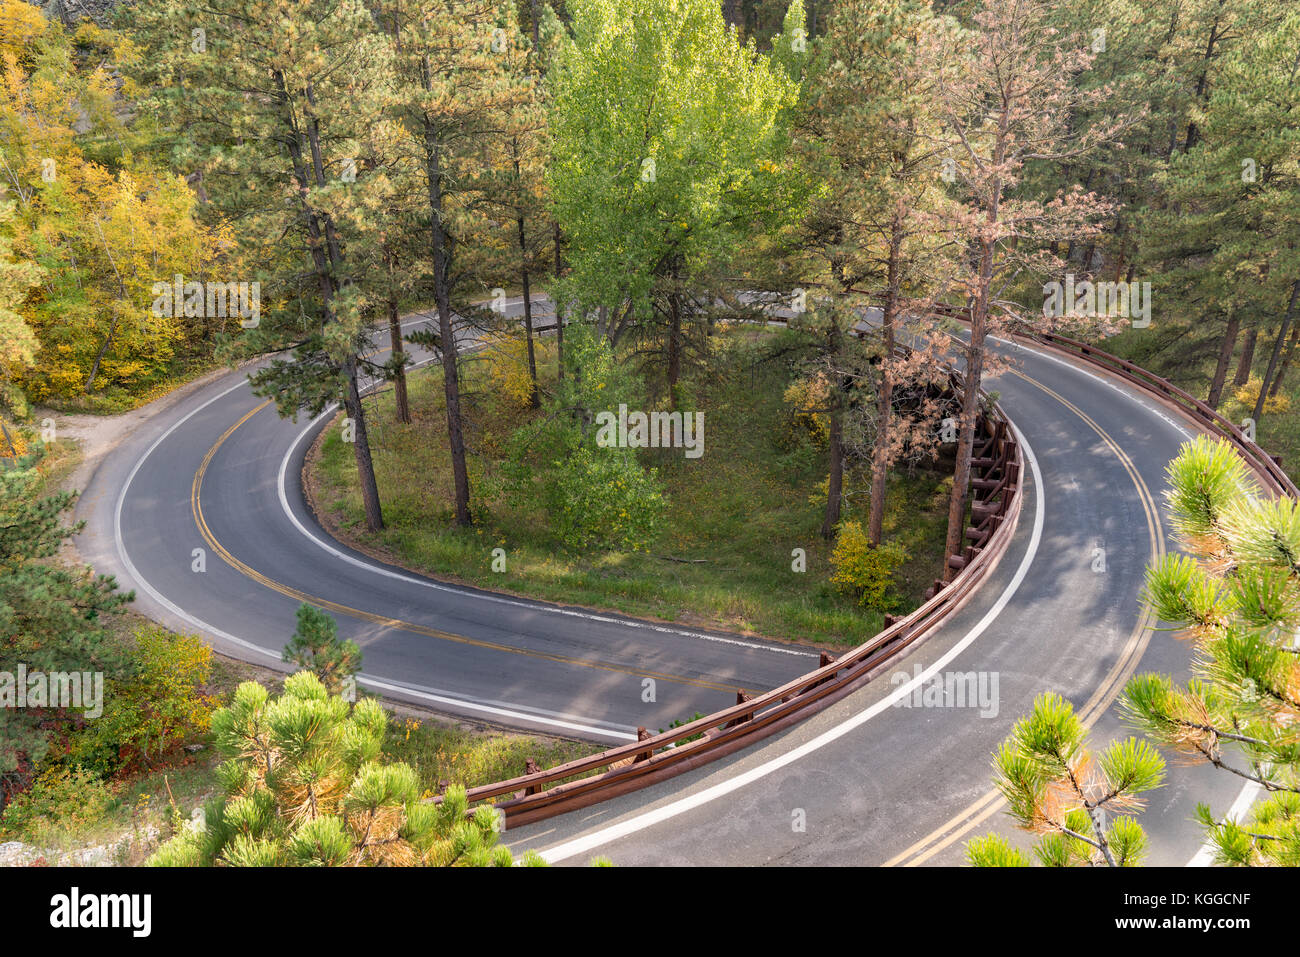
[73, 300, 1250, 865]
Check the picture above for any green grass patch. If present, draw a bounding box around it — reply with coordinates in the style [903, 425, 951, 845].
[313, 333, 951, 646]
[383, 714, 601, 798]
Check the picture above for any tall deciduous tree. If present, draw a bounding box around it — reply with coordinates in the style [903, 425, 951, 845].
[548, 0, 797, 399]
[2, 5, 215, 410]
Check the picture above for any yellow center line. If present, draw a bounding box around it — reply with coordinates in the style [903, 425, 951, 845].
[883, 368, 1166, 867]
[189, 400, 743, 696]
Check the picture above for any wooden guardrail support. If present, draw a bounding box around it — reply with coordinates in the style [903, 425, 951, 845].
[634, 726, 654, 763]
[724, 691, 754, 729]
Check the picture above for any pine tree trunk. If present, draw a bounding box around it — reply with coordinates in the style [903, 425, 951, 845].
[1268, 296, 1300, 399]
[1206, 314, 1241, 410]
[869, 224, 902, 546]
[1255, 280, 1300, 422]
[388, 299, 411, 425]
[1234, 326, 1258, 386]
[275, 70, 384, 530]
[422, 109, 472, 527]
[518, 215, 540, 409]
[343, 355, 385, 532]
[821, 399, 844, 540]
[944, 234, 994, 582]
[666, 266, 682, 398]
[821, 307, 845, 540]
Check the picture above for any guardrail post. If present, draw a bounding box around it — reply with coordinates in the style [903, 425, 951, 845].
[724, 690, 754, 729]
[634, 726, 654, 763]
[524, 758, 541, 796]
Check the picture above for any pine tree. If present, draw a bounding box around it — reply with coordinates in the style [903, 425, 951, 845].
[379, 0, 527, 528]
[1120, 436, 1300, 865]
[478, 16, 550, 409]
[967, 692, 1165, 867]
[0, 465, 130, 807]
[932, 0, 1132, 579]
[789, 0, 956, 541]
[147, 673, 543, 866]
[130, 0, 394, 531]
[282, 603, 362, 697]
[1135, 8, 1300, 411]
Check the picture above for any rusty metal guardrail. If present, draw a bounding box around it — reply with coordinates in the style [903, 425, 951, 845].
[448, 362, 1023, 828]
[1025, 330, 1298, 498]
[909, 298, 1297, 498]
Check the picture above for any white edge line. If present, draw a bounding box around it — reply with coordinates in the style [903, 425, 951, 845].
[1004, 336, 1258, 867]
[992, 335, 1194, 440]
[360, 676, 637, 741]
[111, 366, 635, 742]
[535, 418, 1046, 863]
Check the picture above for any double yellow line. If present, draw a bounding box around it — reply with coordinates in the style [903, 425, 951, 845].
[189, 401, 742, 695]
[882, 368, 1166, 866]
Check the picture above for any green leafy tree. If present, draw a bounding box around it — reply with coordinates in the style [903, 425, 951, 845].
[1121, 436, 1300, 865]
[967, 692, 1165, 867]
[283, 603, 362, 697]
[548, 0, 798, 397]
[71, 627, 217, 775]
[148, 672, 543, 866]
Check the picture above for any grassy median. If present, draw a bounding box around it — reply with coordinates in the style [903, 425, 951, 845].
[310, 332, 951, 647]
